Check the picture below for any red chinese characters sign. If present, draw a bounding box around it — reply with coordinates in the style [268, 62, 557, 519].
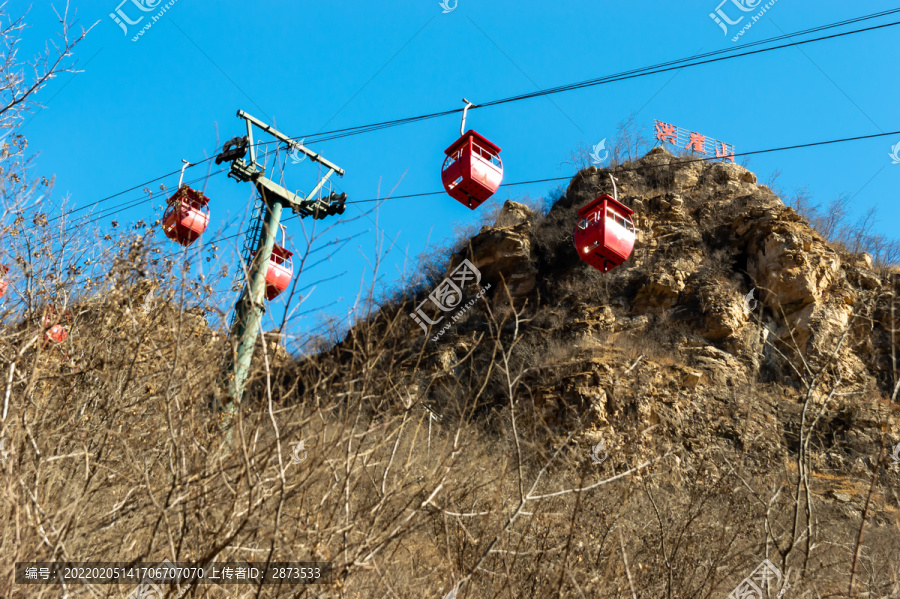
[653, 120, 735, 162]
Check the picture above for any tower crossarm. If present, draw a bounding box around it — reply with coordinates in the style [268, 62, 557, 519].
[237, 110, 345, 177]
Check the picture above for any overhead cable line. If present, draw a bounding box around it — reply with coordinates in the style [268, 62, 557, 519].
[290, 14, 900, 144]
[35, 8, 900, 224]
[334, 128, 900, 205]
[57, 124, 900, 315]
[25, 123, 900, 259]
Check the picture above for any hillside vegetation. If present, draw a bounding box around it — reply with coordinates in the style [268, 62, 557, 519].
[1, 144, 899, 598]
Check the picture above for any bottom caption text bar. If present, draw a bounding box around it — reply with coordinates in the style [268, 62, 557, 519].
[16, 562, 332, 585]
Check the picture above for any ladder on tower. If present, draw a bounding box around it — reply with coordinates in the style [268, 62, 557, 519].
[228, 197, 266, 328]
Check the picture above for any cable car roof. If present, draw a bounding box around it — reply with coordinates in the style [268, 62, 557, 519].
[444, 129, 501, 156]
[577, 194, 634, 218]
[271, 245, 294, 259]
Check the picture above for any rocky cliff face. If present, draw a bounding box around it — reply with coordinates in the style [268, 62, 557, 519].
[215, 146, 900, 597]
[388, 146, 899, 478]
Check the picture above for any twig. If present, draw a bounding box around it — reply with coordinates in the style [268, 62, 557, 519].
[624, 354, 643, 374]
[618, 527, 638, 599]
[848, 435, 886, 596]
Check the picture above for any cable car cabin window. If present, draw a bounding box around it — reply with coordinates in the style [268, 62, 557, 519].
[577, 213, 599, 231]
[472, 141, 501, 168]
[606, 207, 634, 233]
[606, 207, 618, 224]
[445, 147, 462, 167]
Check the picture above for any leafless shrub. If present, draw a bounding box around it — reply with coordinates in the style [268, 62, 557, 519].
[608, 113, 653, 168]
[1, 8, 898, 598]
[785, 189, 900, 268]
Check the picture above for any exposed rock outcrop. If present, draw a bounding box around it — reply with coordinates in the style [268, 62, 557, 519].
[468, 201, 537, 299]
[397, 146, 897, 465]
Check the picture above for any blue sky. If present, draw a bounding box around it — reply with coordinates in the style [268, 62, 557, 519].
[13, 0, 900, 348]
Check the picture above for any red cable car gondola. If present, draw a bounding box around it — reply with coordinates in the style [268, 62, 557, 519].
[256, 226, 294, 300]
[41, 304, 70, 344]
[45, 324, 68, 344]
[162, 160, 210, 247]
[441, 99, 503, 209]
[574, 176, 636, 273]
[0, 265, 8, 299]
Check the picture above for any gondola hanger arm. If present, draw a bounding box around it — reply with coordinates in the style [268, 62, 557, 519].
[460, 98, 477, 136]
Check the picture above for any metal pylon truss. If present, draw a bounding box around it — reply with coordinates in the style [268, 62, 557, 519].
[217, 109, 348, 407]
